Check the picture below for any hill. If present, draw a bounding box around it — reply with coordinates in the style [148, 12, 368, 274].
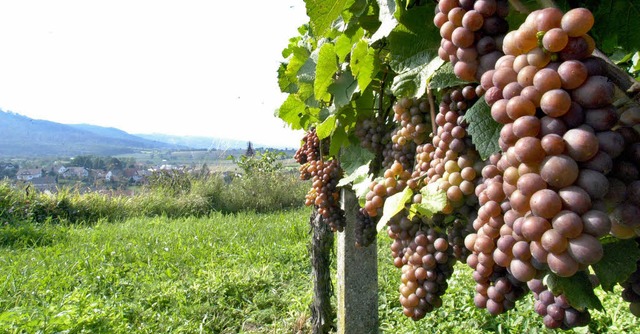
[134, 133, 248, 150]
[0, 111, 183, 157]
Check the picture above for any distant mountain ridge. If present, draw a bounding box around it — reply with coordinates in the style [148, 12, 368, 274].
[135, 133, 248, 151]
[0, 110, 254, 158]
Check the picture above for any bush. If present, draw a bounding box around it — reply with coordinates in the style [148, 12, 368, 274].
[214, 171, 309, 213]
[0, 164, 309, 226]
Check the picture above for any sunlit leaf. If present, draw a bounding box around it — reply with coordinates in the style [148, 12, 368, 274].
[376, 187, 412, 232]
[315, 42, 338, 103]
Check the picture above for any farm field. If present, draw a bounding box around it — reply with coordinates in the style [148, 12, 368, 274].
[1, 207, 638, 333]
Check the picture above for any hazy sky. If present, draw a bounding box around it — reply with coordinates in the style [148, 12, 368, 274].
[0, 1, 308, 148]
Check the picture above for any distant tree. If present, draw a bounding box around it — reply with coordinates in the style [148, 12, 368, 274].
[71, 155, 94, 169]
[245, 141, 255, 157]
[107, 157, 122, 171]
[0, 162, 18, 179]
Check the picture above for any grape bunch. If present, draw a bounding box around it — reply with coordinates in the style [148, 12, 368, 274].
[412, 85, 484, 214]
[472, 265, 528, 315]
[363, 161, 411, 217]
[355, 115, 393, 157]
[355, 208, 377, 248]
[463, 156, 532, 315]
[604, 142, 640, 238]
[295, 128, 322, 167]
[392, 97, 432, 146]
[382, 129, 418, 173]
[528, 278, 591, 329]
[381, 96, 431, 171]
[295, 129, 346, 232]
[304, 158, 346, 232]
[478, 7, 617, 281]
[461, 6, 640, 328]
[434, 0, 510, 81]
[389, 220, 456, 320]
[445, 216, 474, 262]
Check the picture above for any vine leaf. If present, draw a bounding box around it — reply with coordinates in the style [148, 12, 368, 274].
[338, 162, 372, 207]
[315, 43, 338, 103]
[277, 95, 307, 130]
[464, 96, 502, 160]
[279, 44, 311, 93]
[428, 62, 472, 91]
[391, 55, 444, 98]
[592, 238, 640, 292]
[338, 162, 370, 188]
[334, 28, 365, 63]
[306, 0, 349, 38]
[370, 0, 398, 43]
[387, 3, 440, 78]
[329, 124, 348, 157]
[376, 187, 413, 232]
[339, 145, 375, 176]
[351, 40, 379, 92]
[545, 272, 604, 312]
[328, 69, 358, 108]
[408, 183, 447, 220]
[589, 0, 640, 53]
[316, 114, 336, 139]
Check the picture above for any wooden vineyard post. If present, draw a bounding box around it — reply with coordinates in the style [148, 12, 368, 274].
[337, 189, 379, 334]
[309, 208, 335, 334]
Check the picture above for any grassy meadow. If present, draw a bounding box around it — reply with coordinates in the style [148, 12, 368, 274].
[1, 166, 639, 333]
[2, 208, 640, 333]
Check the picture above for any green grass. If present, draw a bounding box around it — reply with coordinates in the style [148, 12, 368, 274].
[1, 208, 639, 333]
[0, 209, 312, 333]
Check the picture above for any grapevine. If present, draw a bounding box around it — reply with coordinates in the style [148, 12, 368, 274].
[278, 0, 640, 331]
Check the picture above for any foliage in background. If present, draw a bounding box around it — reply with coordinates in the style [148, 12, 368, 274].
[226, 150, 286, 175]
[0, 168, 308, 226]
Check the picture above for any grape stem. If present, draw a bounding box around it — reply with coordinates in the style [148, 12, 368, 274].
[508, 0, 531, 14]
[536, 0, 557, 9]
[592, 49, 640, 101]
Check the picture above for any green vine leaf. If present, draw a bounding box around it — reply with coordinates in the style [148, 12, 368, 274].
[316, 114, 337, 139]
[328, 68, 358, 108]
[337, 162, 370, 188]
[277, 95, 307, 130]
[315, 43, 338, 103]
[329, 122, 349, 157]
[408, 182, 447, 220]
[351, 40, 379, 92]
[281, 44, 311, 89]
[370, 0, 398, 43]
[339, 163, 372, 208]
[306, 0, 349, 38]
[588, 0, 640, 53]
[387, 2, 440, 75]
[592, 237, 640, 292]
[428, 62, 472, 91]
[464, 96, 502, 160]
[376, 186, 412, 232]
[339, 144, 375, 176]
[545, 272, 604, 312]
[391, 56, 444, 98]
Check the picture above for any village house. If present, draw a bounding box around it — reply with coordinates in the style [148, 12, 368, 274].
[16, 168, 43, 181]
[58, 166, 90, 179]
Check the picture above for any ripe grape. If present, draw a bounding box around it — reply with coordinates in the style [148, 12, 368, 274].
[436, 0, 510, 81]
